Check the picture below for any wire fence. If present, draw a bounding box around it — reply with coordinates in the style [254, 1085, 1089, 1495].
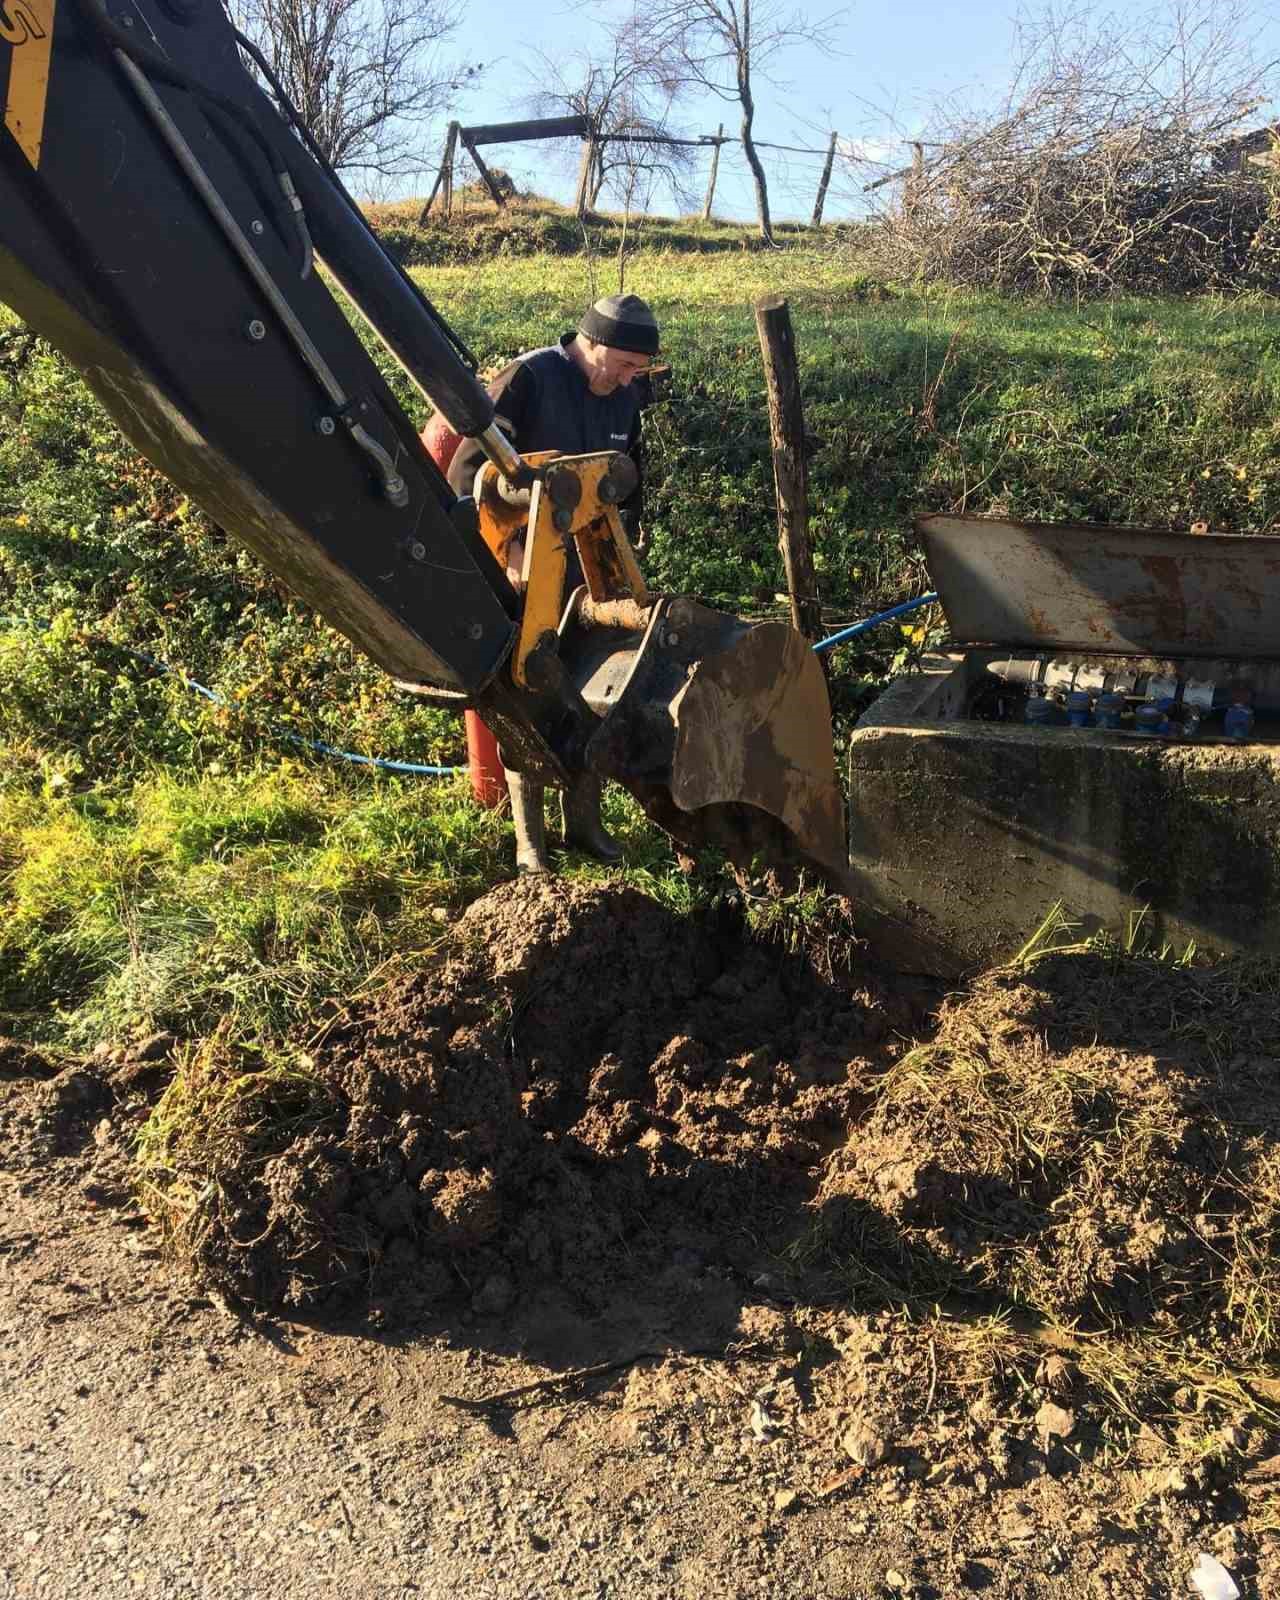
[419, 119, 888, 229]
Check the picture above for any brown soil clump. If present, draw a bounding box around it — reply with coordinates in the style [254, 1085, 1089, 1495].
[821, 949, 1280, 1363]
[140, 878, 885, 1314]
[0, 1065, 115, 1157]
[0, 1035, 57, 1080]
[0, 1028, 183, 1166]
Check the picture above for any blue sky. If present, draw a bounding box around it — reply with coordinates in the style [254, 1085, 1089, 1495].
[391, 0, 1280, 223]
[425, 0, 1028, 221]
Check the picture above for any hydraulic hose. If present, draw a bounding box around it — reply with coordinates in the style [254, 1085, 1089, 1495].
[229, 24, 480, 374]
[76, 0, 313, 277]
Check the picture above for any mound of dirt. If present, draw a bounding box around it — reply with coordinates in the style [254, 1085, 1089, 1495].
[0, 1064, 115, 1158]
[820, 950, 1280, 1363]
[141, 878, 891, 1314]
[136, 881, 1280, 1392]
[0, 1021, 189, 1168]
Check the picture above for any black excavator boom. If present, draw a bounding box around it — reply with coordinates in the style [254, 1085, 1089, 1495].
[0, 0, 847, 876]
[1, 0, 517, 692]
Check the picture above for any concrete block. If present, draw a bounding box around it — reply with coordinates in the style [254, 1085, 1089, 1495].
[847, 658, 1280, 971]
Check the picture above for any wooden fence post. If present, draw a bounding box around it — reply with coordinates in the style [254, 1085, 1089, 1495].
[702, 124, 724, 220]
[904, 140, 925, 213]
[461, 133, 508, 210]
[444, 122, 459, 218]
[811, 130, 837, 227]
[574, 128, 597, 218]
[420, 121, 459, 222]
[753, 294, 822, 645]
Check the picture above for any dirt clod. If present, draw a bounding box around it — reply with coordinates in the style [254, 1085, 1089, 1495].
[1035, 1401, 1076, 1446]
[472, 1272, 515, 1318]
[30, 1068, 115, 1155]
[0, 1036, 57, 1080]
[843, 1419, 891, 1467]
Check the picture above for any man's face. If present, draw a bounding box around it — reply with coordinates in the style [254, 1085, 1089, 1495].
[584, 340, 653, 395]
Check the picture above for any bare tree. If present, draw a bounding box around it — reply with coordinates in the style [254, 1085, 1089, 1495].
[527, 41, 697, 213]
[233, 0, 480, 180]
[596, 125, 700, 214]
[618, 0, 838, 243]
[855, 0, 1280, 295]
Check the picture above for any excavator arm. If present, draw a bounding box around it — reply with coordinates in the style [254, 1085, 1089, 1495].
[0, 0, 845, 874]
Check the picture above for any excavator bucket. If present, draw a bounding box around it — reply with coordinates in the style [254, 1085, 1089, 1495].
[561, 596, 847, 878]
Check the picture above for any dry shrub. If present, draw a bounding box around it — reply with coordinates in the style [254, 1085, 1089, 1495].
[859, 0, 1280, 296]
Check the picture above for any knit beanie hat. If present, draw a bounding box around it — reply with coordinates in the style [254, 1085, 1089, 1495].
[577, 294, 660, 356]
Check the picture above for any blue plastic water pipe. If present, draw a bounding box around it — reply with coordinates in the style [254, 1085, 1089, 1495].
[812, 592, 939, 655]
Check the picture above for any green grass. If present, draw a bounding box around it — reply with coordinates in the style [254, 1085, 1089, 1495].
[0, 735, 726, 1055]
[364, 195, 832, 268]
[419, 256, 1280, 614]
[6, 236, 1280, 1052]
[0, 759, 483, 1049]
[8, 246, 1280, 786]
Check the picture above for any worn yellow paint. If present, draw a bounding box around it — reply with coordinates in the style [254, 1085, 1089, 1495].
[487, 447, 651, 689]
[3, 0, 56, 168]
[602, 505, 649, 603]
[512, 482, 567, 689]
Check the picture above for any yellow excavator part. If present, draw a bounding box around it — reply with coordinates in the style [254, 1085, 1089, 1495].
[474, 450, 847, 880]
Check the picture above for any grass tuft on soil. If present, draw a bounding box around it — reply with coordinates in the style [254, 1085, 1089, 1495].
[135, 1038, 351, 1307]
[819, 945, 1280, 1399]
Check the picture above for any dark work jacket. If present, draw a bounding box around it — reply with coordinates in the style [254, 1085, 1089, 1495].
[448, 335, 647, 571]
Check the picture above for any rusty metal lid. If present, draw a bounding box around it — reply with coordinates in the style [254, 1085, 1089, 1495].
[917, 513, 1280, 660]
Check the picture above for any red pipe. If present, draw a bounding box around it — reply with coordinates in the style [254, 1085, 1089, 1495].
[421, 416, 505, 807]
[465, 709, 508, 808]
[421, 413, 464, 476]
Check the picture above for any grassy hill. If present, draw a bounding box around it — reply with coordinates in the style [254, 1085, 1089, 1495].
[4, 231, 1280, 1055]
[363, 193, 834, 265]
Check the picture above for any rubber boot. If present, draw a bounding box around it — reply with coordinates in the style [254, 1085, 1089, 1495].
[562, 773, 623, 864]
[507, 769, 550, 875]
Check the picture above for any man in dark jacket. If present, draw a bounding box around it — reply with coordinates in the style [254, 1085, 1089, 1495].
[448, 293, 660, 875]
